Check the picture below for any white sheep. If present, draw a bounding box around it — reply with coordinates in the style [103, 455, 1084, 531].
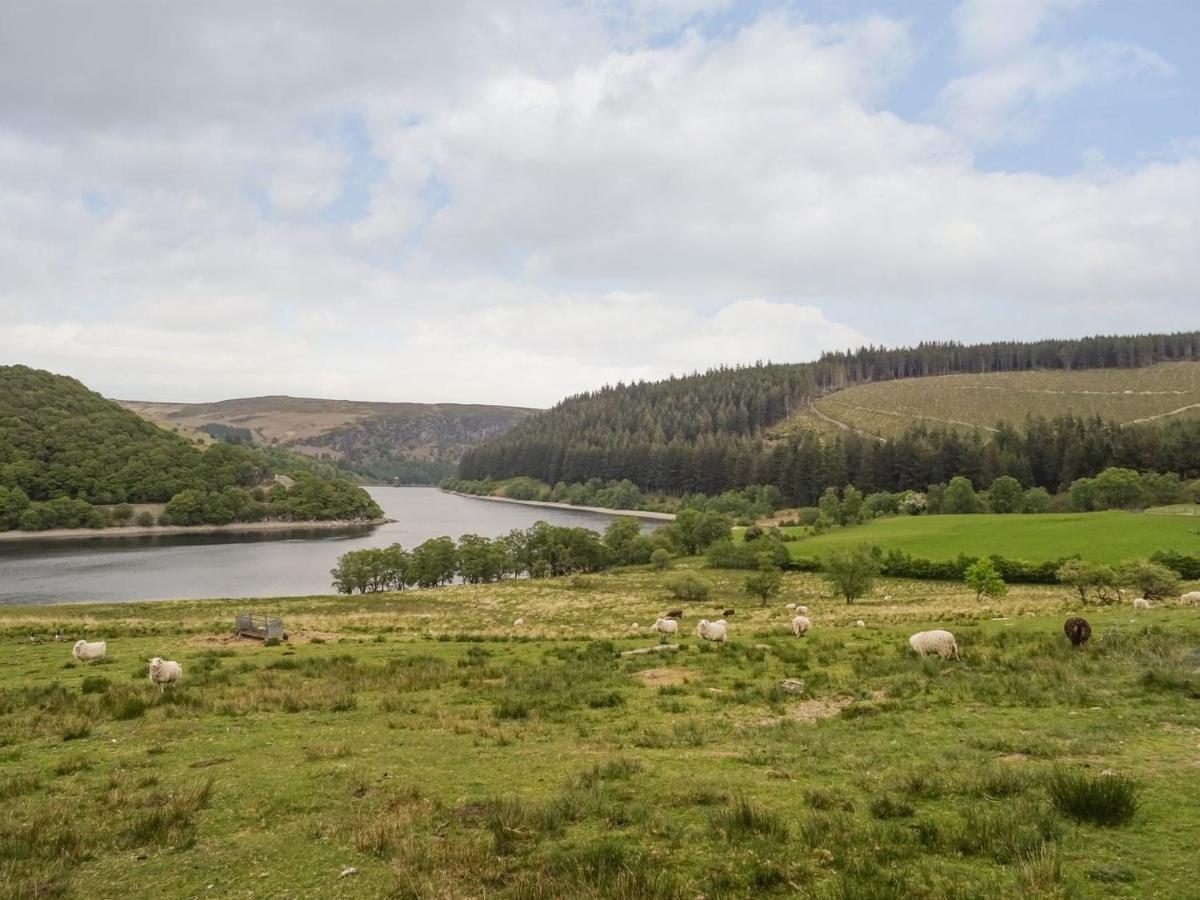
[855, 620, 866, 628]
[1132, 597, 1151, 611]
[696, 619, 727, 643]
[148, 657, 182, 691]
[791, 615, 811, 636]
[628, 622, 640, 632]
[785, 603, 797, 610]
[513, 618, 525, 626]
[1182, 591, 1200, 604]
[72, 640, 106, 663]
[884, 595, 892, 601]
[652, 617, 678, 636]
[796, 605, 808, 614]
[908, 630, 959, 660]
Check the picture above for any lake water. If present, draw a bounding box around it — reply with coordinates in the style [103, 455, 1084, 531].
[0, 487, 659, 605]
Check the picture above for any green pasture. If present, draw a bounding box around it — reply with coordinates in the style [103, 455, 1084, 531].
[781, 511, 1200, 565]
[2, 566, 1200, 898]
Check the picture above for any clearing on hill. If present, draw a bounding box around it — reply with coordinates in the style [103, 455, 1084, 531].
[779, 362, 1200, 439]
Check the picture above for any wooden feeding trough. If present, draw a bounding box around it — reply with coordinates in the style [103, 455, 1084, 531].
[234, 613, 285, 642]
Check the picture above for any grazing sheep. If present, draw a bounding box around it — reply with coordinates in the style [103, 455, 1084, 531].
[628, 623, 640, 632]
[1133, 597, 1151, 611]
[696, 619, 727, 643]
[791, 615, 811, 636]
[785, 603, 797, 610]
[884, 595, 892, 602]
[513, 618, 525, 626]
[722, 608, 735, 617]
[1063, 617, 1091, 647]
[147, 657, 182, 691]
[72, 640, 106, 663]
[1181, 591, 1200, 604]
[908, 630, 960, 660]
[855, 620, 866, 628]
[653, 617, 679, 637]
[665, 609, 683, 620]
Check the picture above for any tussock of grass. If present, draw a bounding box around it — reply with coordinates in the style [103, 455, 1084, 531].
[123, 778, 214, 848]
[709, 797, 789, 841]
[1046, 768, 1139, 826]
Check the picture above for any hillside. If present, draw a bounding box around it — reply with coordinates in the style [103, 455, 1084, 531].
[459, 331, 1200, 502]
[0, 366, 380, 531]
[796, 362, 1200, 440]
[122, 396, 537, 483]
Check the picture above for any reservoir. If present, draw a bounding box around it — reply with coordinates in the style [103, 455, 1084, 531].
[0, 487, 659, 605]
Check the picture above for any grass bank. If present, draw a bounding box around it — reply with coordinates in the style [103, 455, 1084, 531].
[2, 566, 1199, 898]
[780, 511, 1200, 566]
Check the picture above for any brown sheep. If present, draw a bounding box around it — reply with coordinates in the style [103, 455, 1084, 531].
[1063, 617, 1091, 647]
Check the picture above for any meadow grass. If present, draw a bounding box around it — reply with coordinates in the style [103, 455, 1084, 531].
[1, 564, 1198, 897]
[780, 510, 1200, 565]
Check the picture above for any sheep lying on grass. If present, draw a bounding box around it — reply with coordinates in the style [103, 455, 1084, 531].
[1064, 617, 1091, 647]
[855, 620, 866, 628]
[696, 619, 727, 643]
[908, 630, 959, 660]
[148, 657, 183, 691]
[513, 618, 525, 626]
[72, 640, 106, 663]
[653, 617, 678, 637]
[791, 616, 811, 637]
[1132, 597, 1151, 611]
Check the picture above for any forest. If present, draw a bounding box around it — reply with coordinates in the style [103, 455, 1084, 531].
[459, 331, 1200, 502]
[0, 365, 381, 531]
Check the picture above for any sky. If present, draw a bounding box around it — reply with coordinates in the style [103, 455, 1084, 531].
[1, 0, 1198, 407]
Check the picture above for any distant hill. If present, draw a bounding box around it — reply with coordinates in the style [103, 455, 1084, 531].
[0, 365, 380, 531]
[120, 395, 538, 483]
[458, 331, 1200, 502]
[776, 361, 1200, 441]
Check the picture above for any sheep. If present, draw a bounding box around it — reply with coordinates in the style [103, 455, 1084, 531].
[1132, 597, 1151, 611]
[722, 608, 735, 617]
[696, 619, 727, 643]
[628, 623, 640, 632]
[1181, 591, 1200, 604]
[665, 609, 684, 620]
[785, 603, 797, 610]
[513, 618, 525, 626]
[908, 630, 959, 660]
[652, 617, 678, 637]
[1063, 616, 1091, 647]
[72, 640, 106, 663]
[791, 615, 811, 636]
[884, 595, 892, 602]
[855, 620, 866, 628]
[148, 657, 182, 691]
[796, 605, 807, 614]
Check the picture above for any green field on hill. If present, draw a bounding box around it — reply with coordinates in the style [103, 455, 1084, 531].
[781, 511, 1200, 565]
[791, 362, 1200, 439]
[3, 566, 1200, 898]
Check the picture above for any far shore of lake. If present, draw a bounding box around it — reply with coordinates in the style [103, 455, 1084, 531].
[444, 490, 675, 521]
[0, 518, 391, 544]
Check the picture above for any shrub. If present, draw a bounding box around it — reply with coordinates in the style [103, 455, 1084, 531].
[1046, 768, 1138, 826]
[1117, 559, 1181, 601]
[964, 558, 1007, 602]
[1150, 549, 1200, 580]
[650, 548, 671, 571]
[822, 544, 880, 604]
[665, 574, 710, 603]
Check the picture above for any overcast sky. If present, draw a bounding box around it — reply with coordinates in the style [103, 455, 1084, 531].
[2, 1, 1198, 406]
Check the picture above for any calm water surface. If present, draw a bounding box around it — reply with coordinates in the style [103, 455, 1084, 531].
[0, 487, 657, 605]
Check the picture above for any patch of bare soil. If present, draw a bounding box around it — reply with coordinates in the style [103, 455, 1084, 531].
[632, 667, 689, 687]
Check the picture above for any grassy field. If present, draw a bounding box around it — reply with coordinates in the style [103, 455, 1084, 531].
[3, 564, 1200, 899]
[779, 511, 1200, 565]
[779, 362, 1200, 439]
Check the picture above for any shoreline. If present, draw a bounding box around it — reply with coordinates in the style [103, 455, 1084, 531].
[444, 490, 676, 521]
[0, 518, 391, 544]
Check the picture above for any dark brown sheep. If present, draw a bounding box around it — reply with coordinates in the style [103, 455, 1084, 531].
[722, 608, 735, 617]
[665, 609, 683, 619]
[1064, 617, 1091, 647]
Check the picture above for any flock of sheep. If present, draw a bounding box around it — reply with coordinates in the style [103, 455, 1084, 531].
[71, 639, 183, 690]
[625, 586, 1200, 661]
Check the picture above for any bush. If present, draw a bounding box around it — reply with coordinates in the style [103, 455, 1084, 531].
[666, 574, 710, 603]
[649, 548, 671, 571]
[822, 544, 880, 603]
[1117, 559, 1181, 601]
[134, 511, 156, 528]
[1150, 549, 1200, 580]
[1046, 768, 1138, 826]
[964, 558, 1007, 602]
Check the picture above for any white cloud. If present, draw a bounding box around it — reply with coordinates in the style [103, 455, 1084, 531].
[0, 3, 1196, 407]
[952, 0, 1090, 64]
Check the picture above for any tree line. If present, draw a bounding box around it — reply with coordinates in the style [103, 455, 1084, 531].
[459, 330, 1200, 500]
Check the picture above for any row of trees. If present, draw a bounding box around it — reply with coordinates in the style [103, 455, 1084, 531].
[460, 331, 1200, 496]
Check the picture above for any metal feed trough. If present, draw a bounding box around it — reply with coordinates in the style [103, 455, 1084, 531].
[235, 613, 284, 641]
